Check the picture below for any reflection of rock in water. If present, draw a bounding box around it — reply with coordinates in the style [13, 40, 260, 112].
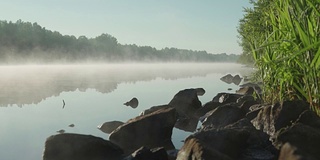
[97, 121, 124, 134]
[124, 97, 139, 109]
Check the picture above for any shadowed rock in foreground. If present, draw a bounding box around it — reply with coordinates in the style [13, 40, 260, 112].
[43, 133, 123, 160]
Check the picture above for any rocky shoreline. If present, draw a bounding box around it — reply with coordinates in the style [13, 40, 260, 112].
[42, 75, 320, 160]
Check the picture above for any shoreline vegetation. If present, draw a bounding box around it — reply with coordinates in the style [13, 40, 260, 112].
[238, 0, 320, 114]
[0, 20, 239, 64]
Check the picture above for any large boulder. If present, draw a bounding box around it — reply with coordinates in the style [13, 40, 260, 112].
[176, 138, 233, 160]
[43, 133, 123, 160]
[295, 110, 320, 129]
[168, 89, 202, 132]
[274, 123, 320, 160]
[278, 143, 305, 160]
[168, 88, 202, 117]
[194, 101, 222, 118]
[126, 147, 169, 160]
[201, 103, 245, 129]
[178, 127, 250, 159]
[225, 118, 276, 160]
[139, 104, 171, 116]
[109, 107, 177, 154]
[251, 100, 309, 136]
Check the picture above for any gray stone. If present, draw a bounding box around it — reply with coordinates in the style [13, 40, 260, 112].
[109, 107, 177, 154]
[43, 133, 123, 160]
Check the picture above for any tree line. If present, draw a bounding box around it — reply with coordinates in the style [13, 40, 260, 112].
[0, 20, 239, 63]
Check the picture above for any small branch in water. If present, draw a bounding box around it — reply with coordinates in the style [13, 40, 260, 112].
[62, 100, 65, 109]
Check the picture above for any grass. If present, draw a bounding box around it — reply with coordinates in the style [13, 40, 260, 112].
[248, 0, 320, 114]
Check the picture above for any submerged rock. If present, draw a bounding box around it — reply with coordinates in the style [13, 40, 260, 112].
[43, 133, 123, 160]
[220, 74, 242, 85]
[124, 97, 139, 108]
[220, 74, 234, 84]
[232, 74, 242, 85]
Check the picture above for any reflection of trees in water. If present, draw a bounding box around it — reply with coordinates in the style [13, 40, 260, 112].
[0, 64, 247, 107]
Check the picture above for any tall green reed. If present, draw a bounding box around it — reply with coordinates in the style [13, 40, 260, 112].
[248, 0, 320, 114]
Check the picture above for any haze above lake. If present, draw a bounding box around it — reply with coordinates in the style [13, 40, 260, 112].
[0, 63, 252, 160]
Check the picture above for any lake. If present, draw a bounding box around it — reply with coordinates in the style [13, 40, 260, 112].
[0, 63, 252, 160]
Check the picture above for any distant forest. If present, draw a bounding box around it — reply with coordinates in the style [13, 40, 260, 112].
[0, 20, 239, 63]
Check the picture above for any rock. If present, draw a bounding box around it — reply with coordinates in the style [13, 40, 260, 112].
[178, 127, 250, 159]
[278, 143, 304, 160]
[174, 116, 199, 132]
[251, 100, 309, 136]
[139, 105, 171, 116]
[212, 92, 243, 104]
[56, 129, 65, 134]
[220, 74, 234, 84]
[236, 86, 255, 95]
[176, 138, 233, 160]
[201, 103, 245, 129]
[43, 133, 123, 160]
[195, 88, 205, 96]
[168, 89, 202, 117]
[232, 74, 242, 85]
[168, 89, 202, 132]
[98, 121, 125, 134]
[220, 74, 242, 85]
[239, 99, 260, 114]
[240, 83, 262, 94]
[194, 101, 222, 118]
[125, 146, 169, 160]
[274, 123, 320, 160]
[295, 110, 320, 129]
[109, 107, 177, 154]
[225, 118, 276, 160]
[124, 97, 139, 108]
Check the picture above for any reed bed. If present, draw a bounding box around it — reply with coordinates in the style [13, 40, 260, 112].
[240, 0, 320, 114]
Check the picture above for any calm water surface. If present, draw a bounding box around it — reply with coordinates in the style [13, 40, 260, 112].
[0, 63, 252, 160]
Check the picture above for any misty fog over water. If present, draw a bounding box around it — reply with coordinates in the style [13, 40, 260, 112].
[0, 63, 252, 160]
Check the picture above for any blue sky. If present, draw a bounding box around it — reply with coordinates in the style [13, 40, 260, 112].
[1, 0, 251, 54]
